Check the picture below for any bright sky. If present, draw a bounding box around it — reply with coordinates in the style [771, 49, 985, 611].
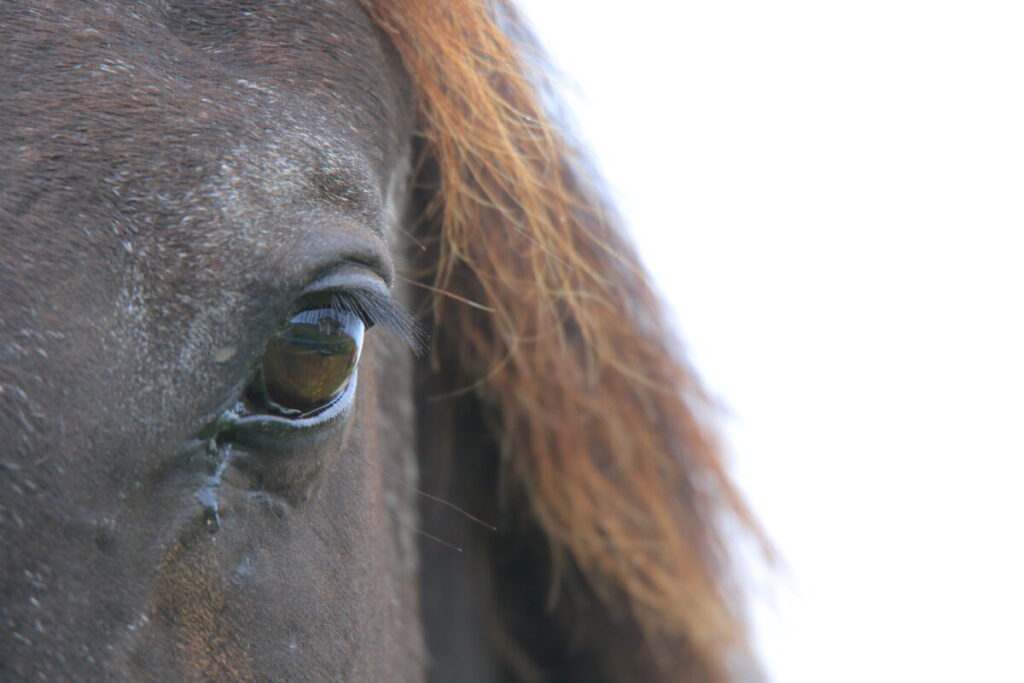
[517, 1, 1024, 680]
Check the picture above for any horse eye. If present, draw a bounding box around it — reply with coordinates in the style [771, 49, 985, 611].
[245, 306, 364, 417]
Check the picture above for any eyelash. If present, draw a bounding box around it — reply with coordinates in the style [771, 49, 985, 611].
[325, 288, 422, 353]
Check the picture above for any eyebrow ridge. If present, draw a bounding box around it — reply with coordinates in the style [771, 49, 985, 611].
[307, 166, 386, 237]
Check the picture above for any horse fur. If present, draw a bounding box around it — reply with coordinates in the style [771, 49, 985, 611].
[0, 1, 765, 680]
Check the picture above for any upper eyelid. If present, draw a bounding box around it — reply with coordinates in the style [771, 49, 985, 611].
[301, 256, 392, 294]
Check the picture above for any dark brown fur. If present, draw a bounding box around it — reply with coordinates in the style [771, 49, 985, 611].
[0, 1, 762, 680]
[2, 2, 422, 680]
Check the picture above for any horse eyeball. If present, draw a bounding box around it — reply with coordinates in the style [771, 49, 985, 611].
[256, 307, 364, 415]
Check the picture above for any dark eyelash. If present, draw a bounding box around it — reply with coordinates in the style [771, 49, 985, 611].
[329, 289, 426, 354]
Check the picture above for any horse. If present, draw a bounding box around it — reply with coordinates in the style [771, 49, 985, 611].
[0, 1, 764, 680]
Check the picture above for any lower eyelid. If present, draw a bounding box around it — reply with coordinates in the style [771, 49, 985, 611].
[233, 371, 360, 433]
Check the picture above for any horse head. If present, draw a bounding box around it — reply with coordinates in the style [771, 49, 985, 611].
[1, 1, 761, 680]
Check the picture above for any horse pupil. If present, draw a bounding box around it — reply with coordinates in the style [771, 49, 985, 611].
[260, 308, 363, 414]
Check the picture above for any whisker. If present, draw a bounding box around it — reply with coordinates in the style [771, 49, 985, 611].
[410, 489, 497, 531]
[331, 469, 464, 553]
[401, 226, 428, 251]
[410, 527, 464, 553]
[350, 449, 497, 531]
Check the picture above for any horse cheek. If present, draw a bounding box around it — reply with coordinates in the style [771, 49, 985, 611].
[149, 532, 254, 682]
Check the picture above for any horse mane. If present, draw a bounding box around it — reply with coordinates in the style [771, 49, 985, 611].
[363, 0, 766, 679]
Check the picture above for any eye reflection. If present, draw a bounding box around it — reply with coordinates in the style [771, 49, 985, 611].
[248, 307, 364, 416]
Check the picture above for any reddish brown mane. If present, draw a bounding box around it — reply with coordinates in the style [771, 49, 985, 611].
[364, 0, 766, 678]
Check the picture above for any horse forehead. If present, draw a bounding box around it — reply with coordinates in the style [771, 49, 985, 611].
[2, 0, 414, 314]
[5, 0, 412, 199]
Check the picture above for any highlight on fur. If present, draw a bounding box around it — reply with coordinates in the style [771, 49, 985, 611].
[363, 0, 769, 678]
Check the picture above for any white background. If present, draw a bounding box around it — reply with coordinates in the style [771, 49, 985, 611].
[517, 1, 1024, 680]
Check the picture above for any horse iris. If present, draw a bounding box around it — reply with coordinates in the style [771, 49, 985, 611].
[258, 307, 364, 415]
